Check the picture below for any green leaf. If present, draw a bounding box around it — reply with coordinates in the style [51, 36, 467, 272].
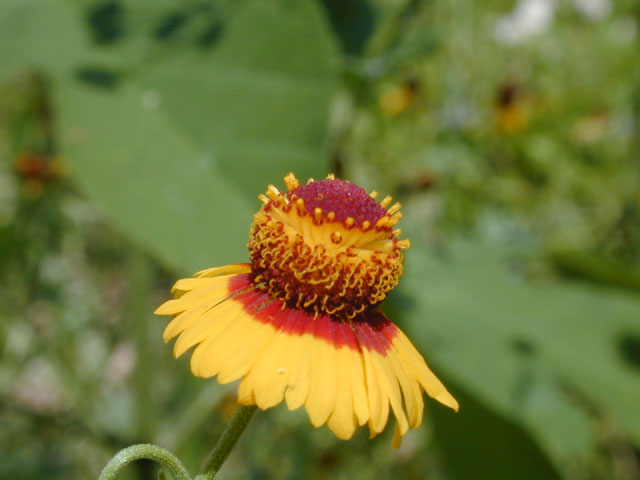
[0, 0, 85, 81]
[431, 389, 562, 480]
[1, 0, 338, 272]
[56, 79, 254, 272]
[320, 0, 377, 55]
[394, 241, 640, 474]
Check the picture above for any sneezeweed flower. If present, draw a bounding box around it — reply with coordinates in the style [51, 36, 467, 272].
[155, 173, 458, 448]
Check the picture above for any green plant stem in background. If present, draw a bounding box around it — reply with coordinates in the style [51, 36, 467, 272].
[97, 444, 191, 480]
[128, 251, 155, 442]
[194, 405, 258, 480]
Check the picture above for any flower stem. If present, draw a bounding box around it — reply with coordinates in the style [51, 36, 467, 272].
[97, 444, 191, 480]
[194, 405, 258, 480]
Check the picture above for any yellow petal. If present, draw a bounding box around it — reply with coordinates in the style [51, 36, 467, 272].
[163, 304, 210, 342]
[346, 347, 369, 426]
[195, 263, 251, 278]
[392, 422, 402, 449]
[370, 348, 409, 438]
[284, 333, 313, 410]
[394, 330, 459, 412]
[362, 347, 388, 435]
[189, 299, 262, 378]
[218, 318, 277, 384]
[386, 345, 424, 429]
[172, 298, 239, 358]
[155, 282, 231, 315]
[305, 340, 336, 427]
[242, 328, 297, 410]
[171, 276, 230, 294]
[326, 347, 357, 440]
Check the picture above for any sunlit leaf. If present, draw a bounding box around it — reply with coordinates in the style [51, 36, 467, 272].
[1, 0, 337, 272]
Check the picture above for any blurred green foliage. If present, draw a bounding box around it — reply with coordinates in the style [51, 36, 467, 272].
[1, 0, 639, 479]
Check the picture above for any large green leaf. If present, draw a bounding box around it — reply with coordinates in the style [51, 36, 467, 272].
[1, 0, 337, 272]
[393, 241, 640, 474]
[431, 388, 562, 480]
[0, 0, 85, 80]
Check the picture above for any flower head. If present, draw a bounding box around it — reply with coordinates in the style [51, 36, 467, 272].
[250, 173, 408, 319]
[155, 173, 458, 447]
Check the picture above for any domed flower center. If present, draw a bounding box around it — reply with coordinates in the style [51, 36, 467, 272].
[248, 173, 410, 319]
[292, 178, 387, 227]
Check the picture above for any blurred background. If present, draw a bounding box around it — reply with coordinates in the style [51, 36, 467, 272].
[1, 0, 639, 478]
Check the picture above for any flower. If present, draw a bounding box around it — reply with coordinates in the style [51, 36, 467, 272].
[379, 79, 420, 117]
[155, 173, 458, 447]
[14, 152, 66, 200]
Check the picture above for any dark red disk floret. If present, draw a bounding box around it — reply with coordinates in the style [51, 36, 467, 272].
[289, 179, 386, 226]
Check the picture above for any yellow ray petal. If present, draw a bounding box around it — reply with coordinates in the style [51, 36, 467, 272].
[172, 297, 241, 358]
[394, 330, 459, 412]
[155, 282, 231, 315]
[362, 347, 388, 436]
[171, 275, 231, 294]
[154, 298, 190, 316]
[189, 299, 264, 378]
[241, 327, 298, 410]
[163, 304, 210, 342]
[305, 340, 337, 427]
[326, 347, 357, 440]
[284, 333, 313, 411]
[369, 348, 409, 438]
[195, 264, 251, 278]
[392, 423, 403, 449]
[386, 345, 424, 429]
[218, 318, 278, 384]
[345, 347, 369, 426]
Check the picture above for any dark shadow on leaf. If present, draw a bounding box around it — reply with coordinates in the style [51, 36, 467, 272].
[320, 0, 376, 55]
[618, 332, 640, 370]
[196, 21, 224, 49]
[511, 336, 537, 356]
[75, 67, 122, 90]
[86, 0, 124, 45]
[153, 11, 191, 41]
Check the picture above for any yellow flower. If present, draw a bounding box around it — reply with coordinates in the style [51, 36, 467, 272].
[495, 81, 530, 134]
[379, 79, 420, 117]
[155, 173, 458, 447]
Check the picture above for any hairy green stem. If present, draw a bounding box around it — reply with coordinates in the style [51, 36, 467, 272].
[194, 405, 258, 480]
[97, 444, 191, 480]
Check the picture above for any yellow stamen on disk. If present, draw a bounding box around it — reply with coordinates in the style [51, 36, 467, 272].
[248, 173, 409, 318]
[388, 202, 402, 215]
[284, 172, 299, 191]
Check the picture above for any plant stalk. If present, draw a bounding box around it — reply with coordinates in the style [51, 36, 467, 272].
[194, 405, 258, 480]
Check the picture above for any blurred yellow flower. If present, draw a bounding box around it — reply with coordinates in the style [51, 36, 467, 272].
[495, 81, 530, 134]
[155, 173, 458, 447]
[379, 79, 420, 117]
